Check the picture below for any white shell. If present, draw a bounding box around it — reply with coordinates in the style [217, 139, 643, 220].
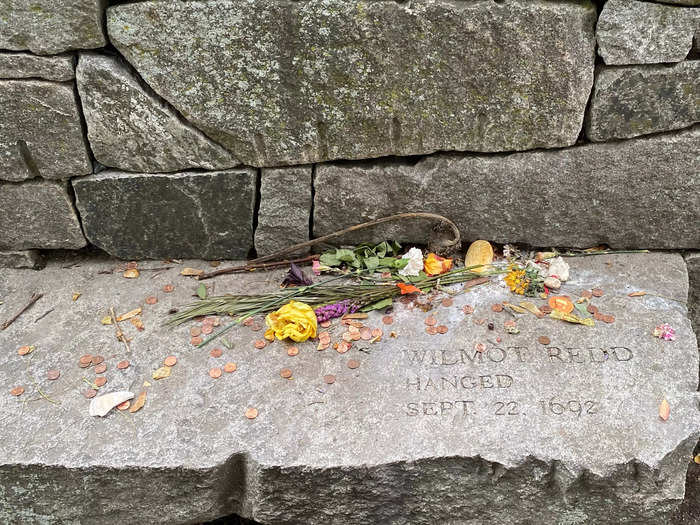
[547, 257, 570, 282]
[89, 391, 134, 417]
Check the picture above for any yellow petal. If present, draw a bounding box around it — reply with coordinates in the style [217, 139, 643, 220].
[152, 366, 171, 380]
[464, 240, 494, 274]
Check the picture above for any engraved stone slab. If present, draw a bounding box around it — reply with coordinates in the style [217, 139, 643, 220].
[0, 253, 697, 523]
[72, 169, 257, 260]
[108, 0, 596, 166]
[0, 52, 74, 81]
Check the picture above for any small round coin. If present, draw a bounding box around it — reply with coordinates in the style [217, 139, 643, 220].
[94, 376, 107, 387]
[190, 326, 202, 337]
[475, 342, 486, 353]
[243, 317, 254, 326]
[491, 303, 504, 312]
[320, 320, 331, 328]
[117, 401, 131, 411]
[350, 332, 361, 341]
[79, 361, 91, 368]
[209, 348, 223, 358]
[540, 305, 553, 314]
[426, 326, 438, 335]
[254, 340, 266, 349]
[441, 298, 454, 307]
[209, 367, 222, 379]
[10, 386, 24, 396]
[382, 315, 394, 325]
[191, 336, 203, 346]
[201, 325, 213, 335]
[537, 336, 551, 345]
[287, 346, 299, 356]
[462, 305, 474, 315]
[145, 296, 158, 305]
[224, 362, 237, 373]
[163, 284, 174, 293]
[79, 354, 93, 365]
[581, 290, 593, 299]
[280, 368, 293, 379]
[603, 315, 615, 324]
[371, 328, 383, 338]
[17, 345, 32, 356]
[94, 363, 107, 374]
[250, 323, 262, 332]
[46, 369, 60, 381]
[91, 355, 104, 365]
[360, 327, 372, 340]
[591, 288, 604, 297]
[424, 316, 437, 326]
[164, 355, 177, 367]
[324, 374, 336, 384]
[336, 341, 351, 354]
[593, 312, 604, 321]
[83, 389, 97, 399]
[245, 407, 258, 419]
[117, 360, 130, 370]
[473, 318, 486, 326]
[437, 325, 448, 334]
[347, 359, 360, 369]
[587, 304, 598, 314]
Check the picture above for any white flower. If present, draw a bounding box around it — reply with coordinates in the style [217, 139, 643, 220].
[547, 257, 570, 282]
[398, 247, 424, 276]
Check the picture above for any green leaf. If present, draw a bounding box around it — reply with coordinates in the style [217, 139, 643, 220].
[196, 283, 207, 299]
[574, 302, 591, 318]
[364, 256, 380, 271]
[360, 297, 393, 312]
[320, 253, 340, 266]
[335, 248, 356, 262]
[392, 258, 409, 269]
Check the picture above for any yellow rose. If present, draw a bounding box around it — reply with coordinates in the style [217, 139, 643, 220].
[423, 253, 453, 276]
[264, 300, 318, 342]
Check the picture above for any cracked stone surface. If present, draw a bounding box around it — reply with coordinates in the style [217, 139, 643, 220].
[255, 165, 311, 257]
[72, 169, 257, 260]
[0, 0, 107, 55]
[76, 53, 239, 173]
[108, 0, 596, 167]
[686, 252, 700, 333]
[0, 52, 74, 81]
[586, 62, 700, 142]
[0, 250, 44, 270]
[314, 126, 700, 250]
[0, 253, 697, 524]
[0, 179, 86, 250]
[0, 80, 92, 181]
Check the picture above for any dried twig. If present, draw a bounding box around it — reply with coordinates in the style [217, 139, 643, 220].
[198, 254, 319, 280]
[34, 308, 54, 323]
[1, 292, 43, 330]
[110, 307, 131, 353]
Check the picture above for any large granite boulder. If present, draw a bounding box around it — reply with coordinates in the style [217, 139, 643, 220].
[0, 253, 697, 523]
[72, 169, 257, 260]
[314, 126, 700, 250]
[597, 0, 700, 65]
[255, 166, 311, 257]
[0, 52, 74, 81]
[76, 54, 239, 173]
[0, 80, 92, 181]
[585, 61, 699, 142]
[0, 0, 107, 55]
[108, 0, 597, 167]
[0, 180, 86, 250]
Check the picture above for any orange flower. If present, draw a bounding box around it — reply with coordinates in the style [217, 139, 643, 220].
[397, 282, 421, 295]
[424, 253, 453, 276]
[548, 296, 574, 314]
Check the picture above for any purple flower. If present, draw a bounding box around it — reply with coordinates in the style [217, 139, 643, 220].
[314, 300, 359, 322]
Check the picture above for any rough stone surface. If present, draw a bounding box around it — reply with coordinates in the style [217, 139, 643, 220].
[76, 53, 239, 173]
[0, 253, 697, 523]
[314, 126, 700, 250]
[687, 252, 700, 334]
[108, 0, 597, 167]
[0, 80, 92, 181]
[72, 169, 257, 260]
[0, 0, 107, 55]
[662, 0, 700, 5]
[586, 62, 699, 142]
[597, 0, 700, 65]
[255, 166, 311, 257]
[0, 250, 44, 270]
[0, 180, 86, 250]
[0, 52, 74, 81]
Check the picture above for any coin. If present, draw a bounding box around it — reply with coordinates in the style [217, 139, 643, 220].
[342, 332, 353, 342]
[163, 284, 174, 293]
[320, 320, 331, 328]
[426, 326, 438, 335]
[491, 303, 503, 312]
[475, 342, 486, 353]
[382, 315, 394, 325]
[473, 318, 486, 326]
[202, 317, 214, 326]
[164, 355, 177, 366]
[224, 362, 237, 373]
[145, 296, 158, 305]
[350, 332, 361, 341]
[337, 341, 351, 354]
[280, 368, 293, 379]
[581, 290, 593, 299]
[591, 288, 604, 297]
[594, 312, 604, 321]
[201, 325, 213, 335]
[94, 363, 107, 374]
[10, 386, 24, 396]
[347, 359, 360, 369]
[117, 400, 131, 411]
[209, 348, 223, 358]
[317, 342, 329, 351]
[441, 298, 454, 307]
[79, 354, 92, 364]
[191, 336, 203, 346]
[254, 340, 266, 349]
[360, 328, 372, 340]
[91, 355, 104, 365]
[324, 374, 336, 384]
[424, 316, 437, 326]
[602, 315, 615, 324]
[83, 389, 97, 399]
[587, 304, 598, 314]
[209, 367, 222, 379]
[287, 346, 299, 356]
[117, 360, 130, 369]
[245, 407, 258, 419]
[540, 305, 552, 314]
[17, 345, 32, 356]
[250, 323, 262, 332]
[79, 361, 91, 368]
[190, 326, 202, 337]
[46, 370, 60, 381]
[243, 318, 254, 326]
[462, 305, 474, 314]
[537, 336, 551, 345]
[371, 328, 383, 338]
[318, 331, 331, 342]
[437, 325, 448, 334]
[94, 377, 107, 387]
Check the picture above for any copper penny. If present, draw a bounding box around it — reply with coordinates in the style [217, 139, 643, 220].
[91, 355, 104, 366]
[342, 332, 353, 342]
[324, 374, 336, 384]
[145, 296, 158, 305]
[209, 348, 223, 358]
[581, 290, 593, 299]
[424, 316, 437, 326]
[94, 363, 107, 374]
[594, 312, 604, 321]
[320, 320, 331, 328]
[437, 325, 448, 334]
[473, 318, 486, 326]
[537, 336, 551, 345]
[164, 355, 177, 367]
[371, 328, 383, 338]
[587, 304, 598, 314]
[79, 361, 91, 368]
[602, 315, 615, 324]
[350, 332, 361, 341]
[83, 389, 97, 399]
[202, 317, 214, 326]
[191, 336, 203, 346]
[475, 342, 486, 353]
[17, 345, 32, 356]
[337, 341, 351, 354]
[117, 360, 130, 370]
[209, 367, 222, 379]
[10, 386, 24, 396]
[360, 327, 372, 340]
[193, 316, 206, 323]
[318, 331, 331, 341]
[243, 317, 254, 326]
[287, 346, 299, 356]
[462, 305, 474, 315]
[254, 340, 266, 349]
[94, 376, 107, 387]
[79, 354, 93, 365]
[280, 368, 293, 379]
[317, 342, 329, 351]
[347, 359, 360, 369]
[382, 315, 394, 325]
[441, 298, 454, 307]
[591, 288, 604, 297]
[163, 284, 174, 293]
[201, 325, 213, 335]
[117, 400, 131, 411]
[250, 323, 262, 332]
[46, 369, 60, 381]
[426, 326, 438, 335]
[190, 326, 202, 337]
[491, 303, 504, 312]
[224, 362, 237, 373]
[245, 407, 258, 419]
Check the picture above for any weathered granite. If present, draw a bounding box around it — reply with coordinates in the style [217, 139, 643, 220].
[662, 0, 700, 5]
[0, 80, 92, 181]
[72, 169, 257, 260]
[0, 253, 697, 523]
[687, 252, 700, 334]
[108, 0, 597, 167]
[586, 62, 699, 142]
[255, 166, 311, 257]
[314, 126, 700, 250]
[0, 180, 86, 250]
[0, 0, 107, 55]
[597, 0, 700, 65]
[76, 54, 239, 173]
[0, 250, 44, 270]
[0, 52, 74, 81]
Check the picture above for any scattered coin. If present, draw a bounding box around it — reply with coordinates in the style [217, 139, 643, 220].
[117, 360, 130, 370]
[145, 296, 158, 305]
[245, 407, 258, 419]
[441, 298, 454, 307]
[320, 320, 331, 328]
[491, 303, 504, 312]
[209, 348, 223, 358]
[243, 318, 254, 327]
[250, 323, 262, 332]
[324, 374, 336, 384]
[94, 363, 107, 374]
[540, 305, 553, 314]
[318, 331, 331, 342]
[437, 325, 448, 334]
[287, 346, 299, 356]
[193, 316, 206, 323]
[593, 312, 604, 321]
[473, 318, 486, 326]
[190, 336, 203, 345]
[163, 284, 174, 293]
[91, 355, 104, 365]
[382, 315, 394, 325]
[224, 362, 237, 373]
[94, 376, 107, 387]
[475, 342, 486, 353]
[201, 325, 213, 335]
[190, 326, 202, 337]
[347, 359, 360, 369]
[83, 389, 97, 399]
[462, 305, 474, 315]
[424, 316, 437, 326]
[587, 304, 599, 314]
[426, 326, 438, 335]
[371, 328, 383, 338]
[602, 314, 615, 324]
[117, 400, 131, 411]
[17, 345, 32, 356]
[254, 340, 266, 349]
[79, 361, 91, 369]
[317, 342, 329, 351]
[350, 332, 361, 341]
[581, 290, 593, 299]
[591, 288, 604, 297]
[537, 336, 551, 345]
[202, 317, 214, 326]
[342, 332, 353, 342]
[209, 367, 222, 379]
[46, 370, 60, 381]
[164, 355, 177, 367]
[10, 386, 24, 397]
[337, 341, 351, 354]
[280, 368, 293, 379]
[79, 354, 92, 365]
[360, 327, 372, 340]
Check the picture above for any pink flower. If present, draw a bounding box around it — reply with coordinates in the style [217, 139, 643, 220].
[312, 259, 322, 276]
[652, 323, 675, 341]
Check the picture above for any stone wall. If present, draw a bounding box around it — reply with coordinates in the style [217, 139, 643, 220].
[1, 0, 698, 262]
